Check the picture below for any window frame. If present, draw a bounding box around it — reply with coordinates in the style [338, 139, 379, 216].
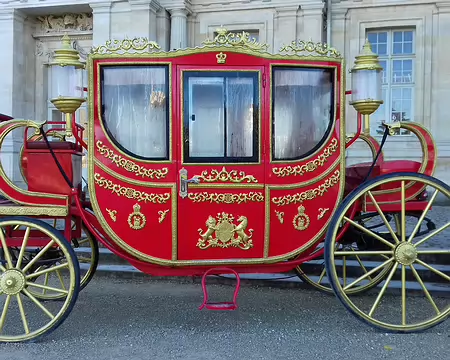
[182, 70, 260, 164]
[270, 66, 336, 162]
[99, 64, 171, 162]
[366, 28, 416, 136]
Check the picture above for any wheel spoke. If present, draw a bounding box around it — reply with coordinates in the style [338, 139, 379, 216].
[407, 189, 439, 243]
[16, 294, 30, 334]
[343, 216, 395, 249]
[368, 262, 399, 317]
[413, 222, 450, 248]
[343, 256, 347, 287]
[26, 262, 69, 280]
[15, 227, 31, 269]
[26, 281, 69, 295]
[317, 267, 327, 284]
[367, 192, 400, 244]
[353, 253, 373, 281]
[0, 295, 11, 332]
[400, 181, 406, 242]
[22, 240, 55, 273]
[342, 257, 395, 291]
[401, 265, 407, 325]
[0, 230, 13, 268]
[55, 269, 67, 291]
[417, 250, 450, 255]
[335, 250, 392, 256]
[415, 259, 450, 282]
[409, 264, 440, 315]
[22, 289, 55, 319]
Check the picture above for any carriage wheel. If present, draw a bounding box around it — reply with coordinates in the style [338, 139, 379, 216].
[296, 212, 434, 295]
[325, 172, 450, 332]
[0, 216, 80, 342]
[26, 222, 98, 301]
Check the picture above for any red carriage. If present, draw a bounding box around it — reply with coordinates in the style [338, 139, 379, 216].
[0, 28, 448, 342]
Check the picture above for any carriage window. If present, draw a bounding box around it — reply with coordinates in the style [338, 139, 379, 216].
[272, 67, 334, 160]
[101, 65, 169, 160]
[183, 71, 259, 163]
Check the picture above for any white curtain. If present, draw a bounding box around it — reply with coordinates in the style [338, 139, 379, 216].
[273, 69, 333, 160]
[102, 66, 167, 158]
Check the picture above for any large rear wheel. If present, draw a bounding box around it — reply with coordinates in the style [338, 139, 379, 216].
[325, 172, 450, 332]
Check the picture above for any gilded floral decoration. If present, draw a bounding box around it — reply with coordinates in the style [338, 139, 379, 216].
[188, 192, 264, 204]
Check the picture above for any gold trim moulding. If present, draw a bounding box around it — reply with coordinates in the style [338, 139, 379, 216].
[279, 40, 342, 58]
[272, 138, 338, 177]
[195, 167, 258, 183]
[94, 173, 171, 204]
[271, 170, 340, 206]
[0, 206, 68, 217]
[96, 140, 169, 179]
[188, 192, 264, 204]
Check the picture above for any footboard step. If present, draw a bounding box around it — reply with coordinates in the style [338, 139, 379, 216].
[199, 267, 241, 311]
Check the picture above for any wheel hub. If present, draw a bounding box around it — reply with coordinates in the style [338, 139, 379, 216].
[0, 269, 26, 295]
[394, 242, 418, 266]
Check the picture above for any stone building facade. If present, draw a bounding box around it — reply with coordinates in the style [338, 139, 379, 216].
[0, 0, 449, 187]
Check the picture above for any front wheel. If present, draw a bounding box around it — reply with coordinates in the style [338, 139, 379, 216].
[0, 217, 80, 342]
[325, 172, 450, 333]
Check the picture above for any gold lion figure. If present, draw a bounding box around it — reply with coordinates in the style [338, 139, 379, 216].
[234, 215, 254, 249]
[196, 216, 217, 249]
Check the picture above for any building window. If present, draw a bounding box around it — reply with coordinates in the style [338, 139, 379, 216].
[214, 29, 259, 42]
[367, 29, 415, 136]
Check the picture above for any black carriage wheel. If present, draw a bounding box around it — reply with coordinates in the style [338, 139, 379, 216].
[0, 216, 80, 343]
[325, 172, 450, 333]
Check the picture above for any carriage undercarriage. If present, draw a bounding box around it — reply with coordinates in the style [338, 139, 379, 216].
[0, 29, 448, 342]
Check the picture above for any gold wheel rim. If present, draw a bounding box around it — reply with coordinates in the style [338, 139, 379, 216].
[0, 219, 78, 342]
[328, 175, 450, 332]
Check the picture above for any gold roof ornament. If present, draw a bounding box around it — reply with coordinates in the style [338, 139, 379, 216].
[202, 26, 270, 52]
[279, 39, 341, 58]
[91, 37, 161, 55]
[350, 38, 383, 72]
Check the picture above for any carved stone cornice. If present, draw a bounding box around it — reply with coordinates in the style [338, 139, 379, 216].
[129, 0, 162, 13]
[35, 13, 93, 34]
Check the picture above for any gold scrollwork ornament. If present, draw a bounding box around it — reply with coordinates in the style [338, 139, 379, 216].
[106, 208, 117, 222]
[318, 208, 329, 220]
[293, 205, 310, 231]
[158, 209, 169, 224]
[275, 210, 284, 224]
[127, 203, 146, 230]
[197, 212, 254, 250]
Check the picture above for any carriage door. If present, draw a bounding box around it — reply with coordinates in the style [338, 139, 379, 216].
[176, 66, 266, 261]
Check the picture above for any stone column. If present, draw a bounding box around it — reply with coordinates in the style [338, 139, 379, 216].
[156, 9, 171, 50]
[274, 6, 298, 52]
[129, 0, 161, 39]
[168, 8, 188, 50]
[301, 3, 325, 42]
[90, 1, 112, 46]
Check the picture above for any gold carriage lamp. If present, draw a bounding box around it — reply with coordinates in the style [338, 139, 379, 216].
[349, 39, 383, 135]
[49, 33, 86, 137]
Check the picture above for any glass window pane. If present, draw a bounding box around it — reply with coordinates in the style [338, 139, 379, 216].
[189, 78, 224, 157]
[272, 68, 333, 160]
[379, 60, 388, 84]
[403, 87, 412, 99]
[404, 31, 413, 41]
[378, 32, 388, 42]
[403, 42, 413, 54]
[183, 72, 259, 162]
[367, 33, 377, 44]
[393, 43, 403, 54]
[101, 65, 169, 159]
[226, 77, 255, 157]
[393, 31, 403, 42]
[377, 44, 387, 55]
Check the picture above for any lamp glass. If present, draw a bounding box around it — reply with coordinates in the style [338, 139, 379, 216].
[351, 68, 382, 103]
[51, 65, 84, 99]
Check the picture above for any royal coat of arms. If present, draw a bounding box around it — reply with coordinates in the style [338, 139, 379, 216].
[196, 212, 254, 250]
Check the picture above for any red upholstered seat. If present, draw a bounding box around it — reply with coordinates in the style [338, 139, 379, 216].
[26, 141, 78, 150]
[345, 160, 422, 193]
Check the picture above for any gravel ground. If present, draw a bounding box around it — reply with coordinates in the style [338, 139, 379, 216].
[1, 277, 448, 360]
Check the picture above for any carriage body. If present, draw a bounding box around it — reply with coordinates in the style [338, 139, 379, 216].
[0, 30, 447, 342]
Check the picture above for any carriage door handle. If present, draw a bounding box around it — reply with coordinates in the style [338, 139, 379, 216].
[179, 168, 200, 199]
